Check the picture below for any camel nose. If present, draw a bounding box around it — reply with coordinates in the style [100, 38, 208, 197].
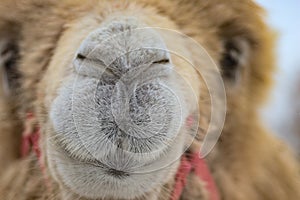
[73, 19, 172, 80]
[65, 19, 185, 169]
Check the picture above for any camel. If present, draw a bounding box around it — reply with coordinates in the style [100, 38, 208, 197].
[0, 0, 299, 199]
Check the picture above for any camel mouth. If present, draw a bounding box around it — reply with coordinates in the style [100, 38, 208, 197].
[48, 130, 183, 199]
[58, 144, 132, 178]
[48, 68, 186, 198]
[106, 168, 130, 178]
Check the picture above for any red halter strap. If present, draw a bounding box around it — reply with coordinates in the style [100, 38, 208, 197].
[170, 153, 220, 200]
[21, 112, 50, 188]
[21, 113, 41, 158]
[170, 115, 220, 200]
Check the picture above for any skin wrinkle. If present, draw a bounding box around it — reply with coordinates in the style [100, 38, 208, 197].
[0, 1, 300, 200]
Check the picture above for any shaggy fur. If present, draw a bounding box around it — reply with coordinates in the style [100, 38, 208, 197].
[0, 0, 300, 200]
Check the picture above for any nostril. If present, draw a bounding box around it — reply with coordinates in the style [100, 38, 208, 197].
[152, 59, 170, 65]
[76, 53, 86, 60]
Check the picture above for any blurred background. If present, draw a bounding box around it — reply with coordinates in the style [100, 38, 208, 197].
[256, 0, 300, 154]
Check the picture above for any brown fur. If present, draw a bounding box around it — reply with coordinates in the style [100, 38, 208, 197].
[0, 0, 300, 199]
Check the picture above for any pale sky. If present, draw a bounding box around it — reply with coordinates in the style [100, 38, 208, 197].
[256, 0, 300, 150]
